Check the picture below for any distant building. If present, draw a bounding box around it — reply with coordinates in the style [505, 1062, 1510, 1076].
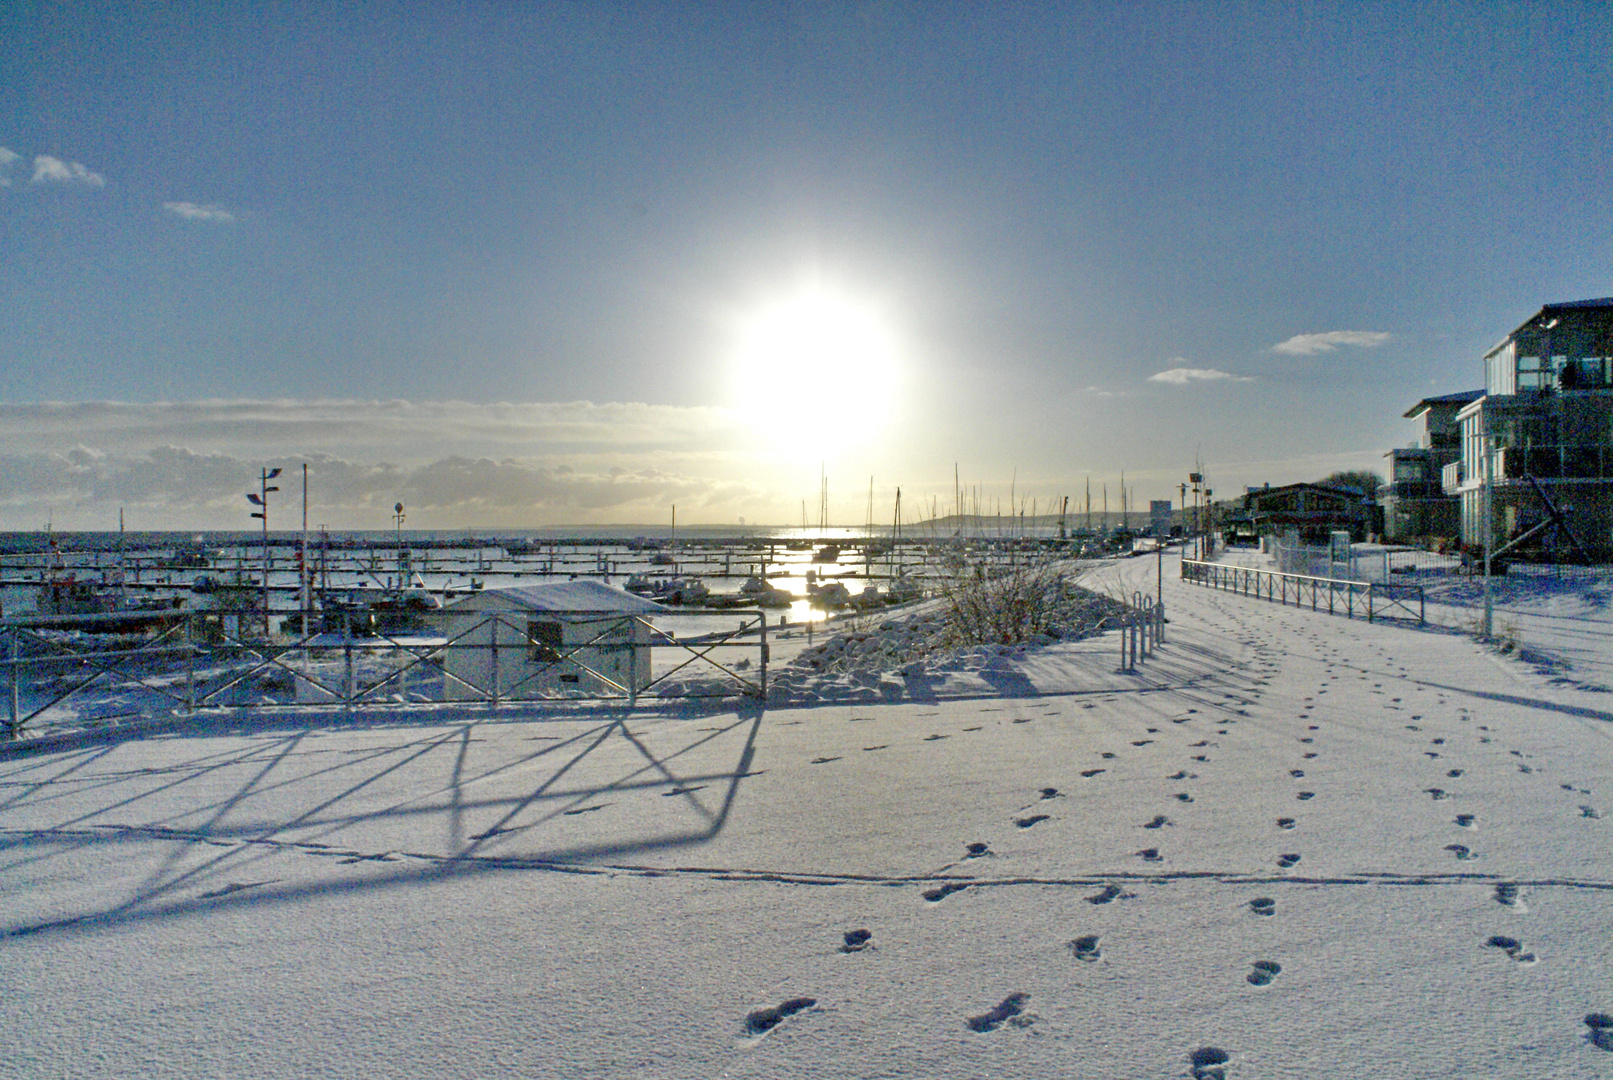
[1381, 390, 1482, 542]
[1236, 482, 1374, 544]
[1444, 297, 1613, 560]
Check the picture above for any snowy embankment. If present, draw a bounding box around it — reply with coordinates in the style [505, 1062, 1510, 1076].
[3, 553, 1612, 1078]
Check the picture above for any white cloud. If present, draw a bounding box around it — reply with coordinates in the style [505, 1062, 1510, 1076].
[0, 147, 18, 186]
[31, 154, 106, 187]
[1147, 367, 1251, 385]
[163, 201, 236, 223]
[1270, 330, 1392, 355]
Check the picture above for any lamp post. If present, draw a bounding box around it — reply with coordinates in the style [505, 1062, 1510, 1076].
[393, 501, 406, 591]
[1188, 473, 1203, 560]
[246, 467, 281, 636]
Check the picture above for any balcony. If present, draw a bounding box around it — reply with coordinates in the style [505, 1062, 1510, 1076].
[1441, 460, 1464, 494]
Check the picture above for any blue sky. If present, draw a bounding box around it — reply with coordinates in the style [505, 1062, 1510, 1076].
[2, 2, 1610, 530]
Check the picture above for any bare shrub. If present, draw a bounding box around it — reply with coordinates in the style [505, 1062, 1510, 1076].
[936, 562, 1125, 647]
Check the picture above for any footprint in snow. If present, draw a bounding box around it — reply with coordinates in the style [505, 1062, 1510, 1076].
[1039, 787, 1062, 800]
[1424, 788, 1448, 800]
[1276, 818, 1296, 830]
[1296, 792, 1315, 801]
[1246, 960, 1282, 986]
[1081, 769, 1106, 778]
[1447, 769, 1464, 777]
[1276, 853, 1300, 868]
[1136, 847, 1163, 862]
[1014, 814, 1050, 829]
[922, 735, 948, 742]
[964, 842, 991, 858]
[1086, 883, 1131, 905]
[1175, 792, 1194, 803]
[1068, 935, 1101, 962]
[1455, 814, 1477, 828]
[1143, 815, 1171, 829]
[1190, 1046, 1232, 1079]
[862, 745, 888, 751]
[1101, 752, 1116, 759]
[966, 992, 1033, 1032]
[1168, 770, 1189, 780]
[1586, 1014, 1613, 1051]
[810, 757, 842, 765]
[840, 929, 873, 953]
[745, 997, 817, 1035]
[1445, 844, 1475, 860]
[1486, 935, 1537, 964]
[1289, 769, 1305, 778]
[923, 882, 969, 902]
[1248, 897, 1276, 916]
[1583, 806, 1603, 819]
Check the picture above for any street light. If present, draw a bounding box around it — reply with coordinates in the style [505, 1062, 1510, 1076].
[247, 467, 281, 634]
[393, 501, 407, 591]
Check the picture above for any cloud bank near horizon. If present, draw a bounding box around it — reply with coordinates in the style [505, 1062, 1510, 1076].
[0, 399, 775, 530]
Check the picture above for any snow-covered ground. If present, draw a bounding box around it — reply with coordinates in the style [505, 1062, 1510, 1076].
[4, 552, 1612, 1078]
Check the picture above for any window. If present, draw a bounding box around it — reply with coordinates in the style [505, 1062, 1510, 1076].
[527, 620, 563, 662]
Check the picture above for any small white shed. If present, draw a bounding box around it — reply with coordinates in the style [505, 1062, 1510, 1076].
[439, 581, 665, 699]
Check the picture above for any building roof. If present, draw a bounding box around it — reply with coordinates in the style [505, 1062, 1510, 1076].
[1245, 481, 1369, 502]
[447, 580, 666, 613]
[1488, 297, 1613, 358]
[1403, 389, 1483, 418]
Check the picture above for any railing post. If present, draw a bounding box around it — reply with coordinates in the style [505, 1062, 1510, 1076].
[343, 616, 354, 714]
[6, 628, 18, 740]
[490, 616, 501, 710]
[629, 615, 640, 708]
[759, 612, 769, 698]
[184, 614, 196, 713]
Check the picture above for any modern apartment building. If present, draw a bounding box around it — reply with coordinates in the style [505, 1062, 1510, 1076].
[1445, 297, 1613, 559]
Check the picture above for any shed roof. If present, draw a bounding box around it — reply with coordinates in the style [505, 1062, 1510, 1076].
[447, 580, 666, 613]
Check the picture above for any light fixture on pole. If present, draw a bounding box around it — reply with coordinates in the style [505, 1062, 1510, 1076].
[246, 467, 281, 635]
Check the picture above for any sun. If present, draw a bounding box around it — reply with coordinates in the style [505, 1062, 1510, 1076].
[727, 285, 903, 452]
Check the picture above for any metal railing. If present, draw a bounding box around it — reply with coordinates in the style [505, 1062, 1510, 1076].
[1181, 559, 1424, 625]
[1109, 591, 1165, 672]
[2, 605, 771, 742]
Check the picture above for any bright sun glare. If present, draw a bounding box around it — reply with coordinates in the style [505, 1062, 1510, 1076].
[729, 286, 902, 452]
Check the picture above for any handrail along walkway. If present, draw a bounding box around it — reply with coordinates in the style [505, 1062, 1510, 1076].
[1181, 559, 1424, 625]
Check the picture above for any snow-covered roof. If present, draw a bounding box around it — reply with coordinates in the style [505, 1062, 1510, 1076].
[446, 580, 666, 613]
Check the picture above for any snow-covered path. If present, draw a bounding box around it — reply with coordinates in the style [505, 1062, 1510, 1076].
[4, 554, 1612, 1078]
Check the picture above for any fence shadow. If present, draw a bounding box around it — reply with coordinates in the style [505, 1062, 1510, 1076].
[0, 700, 767, 939]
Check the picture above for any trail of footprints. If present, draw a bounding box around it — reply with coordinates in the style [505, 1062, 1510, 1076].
[746, 617, 1608, 1060]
